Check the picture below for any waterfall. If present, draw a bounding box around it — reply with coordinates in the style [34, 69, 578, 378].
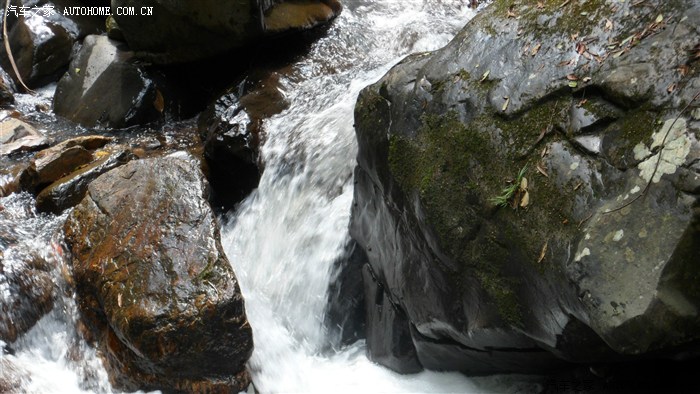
[220, 0, 535, 391]
[1, 0, 540, 392]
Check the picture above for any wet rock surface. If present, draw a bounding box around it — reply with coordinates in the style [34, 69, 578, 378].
[0, 118, 48, 156]
[325, 240, 367, 348]
[64, 152, 253, 392]
[35, 144, 133, 214]
[198, 71, 288, 210]
[111, 0, 341, 64]
[0, 0, 104, 89]
[0, 252, 56, 343]
[53, 35, 163, 128]
[351, 0, 700, 374]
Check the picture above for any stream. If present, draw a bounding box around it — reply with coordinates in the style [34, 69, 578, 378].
[1, 0, 541, 392]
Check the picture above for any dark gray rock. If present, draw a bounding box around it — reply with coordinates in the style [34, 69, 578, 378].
[362, 263, 422, 374]
[53, 35, 163, 128]
[0, 68, 15, 105]
[325, 240, 367, 348]
[110, 0, 341, 64]
[0, 252, 55, 343]
[198, 73, 290, 210]
[64, 152, 253, 392]
[0, 0, 104, 89]
[350, 0, 700, 374]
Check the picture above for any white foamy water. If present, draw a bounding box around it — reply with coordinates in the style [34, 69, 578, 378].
[2, 0, 540, 392]
[0, 193, 112, 393]
[222, 0, 539, 392]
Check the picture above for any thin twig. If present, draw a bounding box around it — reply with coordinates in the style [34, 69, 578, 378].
[604, 89, 700, 215]
[3, 0, 33, 93]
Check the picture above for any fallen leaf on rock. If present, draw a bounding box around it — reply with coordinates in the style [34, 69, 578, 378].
[667, 83, 676, 94]
[605, 19, 613, 31]
[480, 70, 490, 82]
[502, 96, 510, 112]
[520, 190, 530, 208]
[566, 74, 579, 81]
[531, 43, 542, 56]
[536, 162, 549, 177]
[520, 176, 528, 191]
[582, 76, 592, 82]
[538, 241, 548, 263]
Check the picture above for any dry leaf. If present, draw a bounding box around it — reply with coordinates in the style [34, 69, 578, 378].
[566, 74, 579, 81]
[582, 76, 592, 82]
[537, 1, 545, 9]
[502, 96, 510, 112]
[536, 162, 549, 177]
[531, 43, 542, 56]
[577, 98, 588, 107]
[118, 293, 123, 308]
[480, 70, 490, 82]
[541, 146, 549, 158]
[574, 181, 583, 191]
[520, 190, 530, 208]
[655, 14, 663, 24]
[678, 65, 690, 77]
[557, 58, 575, 67]
[576, 42, 586, 55]
[604, 19, 613, 31]
[537, 241, 548, 263]
[520, 177, 528, 191]
[562, 218, 569, 224]
[667, 83, 677, 94]
[507, 5, 517, 18]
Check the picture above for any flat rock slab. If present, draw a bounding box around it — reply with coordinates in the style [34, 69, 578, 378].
[0, 119, 48, 156]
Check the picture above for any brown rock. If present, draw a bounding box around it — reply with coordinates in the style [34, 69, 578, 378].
[64, 152, 253, 392]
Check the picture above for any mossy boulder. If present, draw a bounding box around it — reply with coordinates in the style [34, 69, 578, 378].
[64, 152, 253, 392]
[351, 0, 700, 374]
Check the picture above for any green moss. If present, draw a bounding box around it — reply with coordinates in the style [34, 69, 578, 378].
[493, 99, 564, 155]
[476, 268, 522, 327]
[489, 0, 610, 37]
[604, 106, 657, 165]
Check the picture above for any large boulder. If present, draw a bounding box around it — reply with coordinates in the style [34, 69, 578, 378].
[110, 0, 341, 64]
[64, 152, 253, 392]
[0, 0, 104, 88]
[53, 35, 164, 128]
[351, 0, 700, 375]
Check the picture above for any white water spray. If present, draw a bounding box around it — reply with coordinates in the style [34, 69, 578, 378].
[222, 1, 539, 392]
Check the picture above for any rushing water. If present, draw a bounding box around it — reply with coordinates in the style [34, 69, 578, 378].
[1, 0, 542, 392]
[221, 0, 538, 392]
